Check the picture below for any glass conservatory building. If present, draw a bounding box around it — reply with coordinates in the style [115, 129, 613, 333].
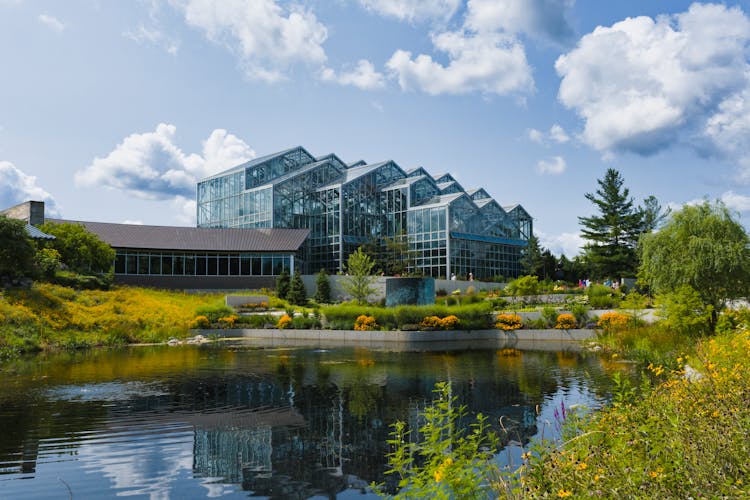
[197, 146, 532, 280]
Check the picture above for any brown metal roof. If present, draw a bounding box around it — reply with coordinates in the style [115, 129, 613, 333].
[47, 219, 309, 252]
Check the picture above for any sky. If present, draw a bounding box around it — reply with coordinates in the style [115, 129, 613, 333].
[2, 0, 750, 257]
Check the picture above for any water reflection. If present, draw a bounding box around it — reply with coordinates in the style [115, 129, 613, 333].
[0, 345, 629, 499]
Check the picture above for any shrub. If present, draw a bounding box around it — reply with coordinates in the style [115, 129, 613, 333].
[374, 382, 500, 499]
[189, 315, 210, 329]
[597, 311, 630, 332]
[570, 303, 589, 325]
[440, 315, 460, 330]
[276, 314, 293, 329]
[445, 296, 458, 306]
[541, 306, 558, 327]
[656, 285, 713, 336]
[506, 275, 540, 297]
[291, 315, 321, 329]
[235, 314, 277, 328]
[354, 315, 378, 331]
[587, 284, 622, 308]
[195, 303, 235, 323]
[217, 315, 238, 329]
[288, 270, 307, 306]
[555, 313, 577, 329]
[496, 313, 522, 331]
[420, 316, 442, 330]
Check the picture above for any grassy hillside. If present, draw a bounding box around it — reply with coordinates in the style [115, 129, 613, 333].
[0, 283, 225, 357]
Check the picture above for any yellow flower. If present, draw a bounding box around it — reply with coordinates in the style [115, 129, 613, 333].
[521, 451, 532, 461]
[577, 462, 587, 471]
[558, 489, 573, 497]
[649, 471, 658, 478]
[434, 470, 443, 483]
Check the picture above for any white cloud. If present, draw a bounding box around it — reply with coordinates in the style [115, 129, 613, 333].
[122, 219, 144, 225]
[0, 161, 60, 216]
[174, 0, 328, 82]
[75, 124, 255, 200]
[38, 13, 65, 33]
[387, 31, 533, 96]
[538, 230, 584, 257]
[320, 59, 386, 90]
[527, 124, 570, 145]
[173, 196, 196, 225]
[466, 0, 575, 44]
[527, 128, 544, 144]
[549, 124, 569, 143]
[385, 0, 535, 96]
[721, 191, 750, 212]
[124, 23, 180, 55]
[536, 156, 566, 175]
[556, 3, 750, 173]
[357, 0, 460, 23]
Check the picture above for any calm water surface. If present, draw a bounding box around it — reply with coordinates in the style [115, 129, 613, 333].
[0, 344, 628, 499]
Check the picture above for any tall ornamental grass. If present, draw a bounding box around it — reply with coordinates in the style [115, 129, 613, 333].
[0, 283, 225, 356]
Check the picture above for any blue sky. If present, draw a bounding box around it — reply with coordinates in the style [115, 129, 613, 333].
[2, 0, 750, 257]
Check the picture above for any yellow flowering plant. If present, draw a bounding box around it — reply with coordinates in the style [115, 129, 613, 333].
[496, 313, 523, 331]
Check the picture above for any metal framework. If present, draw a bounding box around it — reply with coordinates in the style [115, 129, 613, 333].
[197, 147, 533, 279]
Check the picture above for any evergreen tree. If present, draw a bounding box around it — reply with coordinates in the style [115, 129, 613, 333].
[520, 234, 544, 277]
[579, 169, 643, 279]
[288, 270, 307, 306]
[275, 268, 290, 300]
[313, 268, 331, 303]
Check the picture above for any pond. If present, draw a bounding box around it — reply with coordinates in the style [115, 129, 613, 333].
[0, 343, 629, 499]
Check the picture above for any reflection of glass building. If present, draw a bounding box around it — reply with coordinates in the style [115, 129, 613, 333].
[197, 147, 532, 279]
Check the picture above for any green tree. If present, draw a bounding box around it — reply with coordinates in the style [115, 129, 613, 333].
[579, 168, 644, 279]
[38, 222, 114, 274]
[313, 268, 331, 303]
[639, 195, 670, 233]
[656, 285, 713, 336]
[34, 247, 61, 279]
[343, 247, 377, 304]
[639, 201, 750, 331]
[520, 234, 544, 277]
[506, 275, 540, 297]
[0, 215, 36, 280]
[288, 270, 307, 306]
[275, 268, 290, 300]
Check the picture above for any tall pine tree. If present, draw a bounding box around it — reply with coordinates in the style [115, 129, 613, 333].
[579, 168, 643, 279]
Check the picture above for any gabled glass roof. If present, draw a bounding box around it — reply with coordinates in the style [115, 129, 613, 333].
[433, 173, 456, 183]
[406, 167, 429, 178]
[467, 188, 491, 200]
[199, 146, 313, 182]
[267, 158, 345, 187]
[348, 160, 367, 168]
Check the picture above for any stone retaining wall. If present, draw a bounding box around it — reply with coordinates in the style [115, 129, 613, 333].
[198, 328, 596, 352]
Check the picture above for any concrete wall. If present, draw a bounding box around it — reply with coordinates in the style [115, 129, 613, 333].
[201, 328, 595, 352]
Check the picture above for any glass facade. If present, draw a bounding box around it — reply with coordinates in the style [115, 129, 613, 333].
[114, 250, 292, 276]
[197, 146, 533, 280]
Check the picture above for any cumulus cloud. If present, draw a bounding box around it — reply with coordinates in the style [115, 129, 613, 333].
[721, 191, 750, 212]
[75, 124, 256, 200]
[465, 0, 575, 44]
[174, 0, 328, 82]
[556, 3, 750, 175]
[38, 13, 65, 33]
[536, 156, 566, 175]
[173, 196, 197, 225]
[0, 161, 60, 215]
[387, 31, 532, 96]
[357, 0, 460, 23]
[538, 230, 584, 257]
[385, 0, 535, 96]
[320, 59, 386, 90]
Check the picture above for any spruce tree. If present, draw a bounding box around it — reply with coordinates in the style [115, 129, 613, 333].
[275, 268, 290, 300]
[578, 169, 643, 279]
[314, 268, 331, 303]
[288, 270, 307, 306]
